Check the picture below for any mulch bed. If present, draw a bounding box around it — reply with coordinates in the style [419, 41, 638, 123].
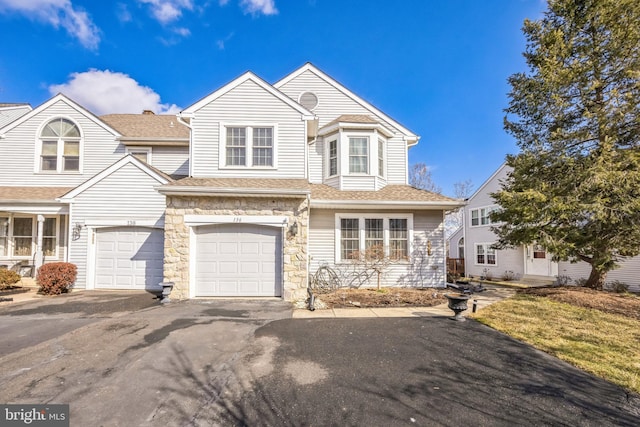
[520, 286, 640, 321]
[317, 288, 447, 309]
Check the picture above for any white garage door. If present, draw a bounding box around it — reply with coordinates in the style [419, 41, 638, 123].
[95, 227, 164, 290]
[195, 223, 282, 297]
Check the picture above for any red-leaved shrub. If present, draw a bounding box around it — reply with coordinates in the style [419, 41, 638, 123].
[36, 262, 77, 295]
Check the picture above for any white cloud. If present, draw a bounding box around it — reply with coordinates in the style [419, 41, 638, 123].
[240, 0, 277, 16]
[49, 69, 180, 115]
[216, 31, 234, 50]
[173, 26, 191, 36]
[0, 0, 100, 49]
[139, 0, 193, 24]
[116, 2, 132, 23]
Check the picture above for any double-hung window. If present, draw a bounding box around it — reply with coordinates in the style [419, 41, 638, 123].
[337, 215, 412, 262]
[12, 217, 34, 257]
[224, 125, 274, 167]
[470, 206, 497, 226]
[377, 139, 385, 177]
[349, 137, 368, 174]
[328, 140, 338, 177]
[475, 243, 496, 265]
[39, 118, 81, 173]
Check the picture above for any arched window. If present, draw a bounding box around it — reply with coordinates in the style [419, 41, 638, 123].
[40, 118, 81, 172]
[458, 237, 465, 259]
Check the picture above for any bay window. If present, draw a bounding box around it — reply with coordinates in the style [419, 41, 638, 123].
[328, 140, 338, 176]
[349, 137, 368, 174]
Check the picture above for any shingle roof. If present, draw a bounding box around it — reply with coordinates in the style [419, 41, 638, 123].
[100, 114, 189, 139]
[0, 187, 74, 202]
[310, 184, 458, 203]
[324, 114, 379, 127]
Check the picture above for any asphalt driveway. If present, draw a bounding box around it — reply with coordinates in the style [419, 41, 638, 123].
[0, 292, 638, 426]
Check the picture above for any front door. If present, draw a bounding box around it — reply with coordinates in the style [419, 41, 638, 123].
[525, 244, 558, 277]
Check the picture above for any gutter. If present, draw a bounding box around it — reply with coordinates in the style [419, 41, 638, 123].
[310, 199, 465, 210]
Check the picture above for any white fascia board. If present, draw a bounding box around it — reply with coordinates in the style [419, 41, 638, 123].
[274, 63, 419, 140]
[180, 72, 315, 119]
[310, 200, 465, 210]
[318, 121, 395, 138]
[157, 186, 310, 198]
[0, 94, 121, 138]
[59, 155, 169, 201]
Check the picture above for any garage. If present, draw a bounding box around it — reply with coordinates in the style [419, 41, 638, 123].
[94, 227, 164, 290]
[194, 223, 282, 297]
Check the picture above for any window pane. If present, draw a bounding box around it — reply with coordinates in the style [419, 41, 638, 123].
[14, 238, 33, 256]
[43, 237, 56, 257]
[226, 127, 246, 166]
[0, 217, 7, 257]
[252, 127, 273, 166]
[63, 157, 79, 171]
[340, 218, 359, 260]
[378, 140, 384, 177]
[476, 244, 485, 264]
[329, 140, 337, 176]
[60, 119, 80, 138]
[43, 218, 56, 236]
[130, 151, 149, 162]
[471, 210, 479, 226]
[42, 141, 58, 155]
[64, 141, 79, 155]
[13, 218, 33, 237]
[41, 123, 58, 137]
[390, 219, 408, 260]
[41, 157, 57, 171]
[365, 219, 383, 250]
[349, 138, 368, 173]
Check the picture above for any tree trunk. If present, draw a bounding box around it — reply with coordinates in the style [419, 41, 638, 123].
[585, 266, 607, 290]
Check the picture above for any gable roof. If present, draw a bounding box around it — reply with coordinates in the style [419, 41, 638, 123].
[0, 93, 121, 137]
[59, 155, 171, 201]
[100, 113, 189, 142]
[467, 162, 511, 201]
[318, 114, 395, 138]
[180, 71, 315, 119]
[274, 63, 419, 144]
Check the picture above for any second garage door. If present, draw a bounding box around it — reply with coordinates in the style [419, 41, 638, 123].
[194, 223, 282, 297]
[95, 227, 164, 290]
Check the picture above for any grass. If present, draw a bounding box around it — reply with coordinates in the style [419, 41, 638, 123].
[473, 293, 640, 395]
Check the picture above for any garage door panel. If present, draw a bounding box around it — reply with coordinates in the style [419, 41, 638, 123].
[95, 227, 164, 290]
[195, 223, 282, 297]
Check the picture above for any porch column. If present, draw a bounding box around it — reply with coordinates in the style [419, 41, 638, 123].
[35, 214, 45, 272]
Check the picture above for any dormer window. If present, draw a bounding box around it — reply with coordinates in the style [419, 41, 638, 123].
[39, 118, 81, 173]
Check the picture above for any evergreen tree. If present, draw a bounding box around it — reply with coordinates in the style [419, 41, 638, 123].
[493, 0, 640, 289]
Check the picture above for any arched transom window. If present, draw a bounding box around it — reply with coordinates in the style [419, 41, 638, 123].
[40, 118, 81, 172]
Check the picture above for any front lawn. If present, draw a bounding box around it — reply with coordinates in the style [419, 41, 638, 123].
[473, 287, 640, 394]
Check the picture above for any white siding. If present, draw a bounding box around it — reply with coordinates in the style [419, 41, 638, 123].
[559, 257, 640, 293]
[68, 163, 166, 288]
[150, 146, 189, 176]
[278, 70, 409, 186]
[448, 227, 464, 259]
[0, 99, 123, 187]
[190, 79, 306, 178]
[308, 139, 324, 183]
[308, 208, 446, 288]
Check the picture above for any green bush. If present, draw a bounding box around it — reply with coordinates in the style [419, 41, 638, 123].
[0, 269, 21, 290]
[606, 280, 629, 294]
[36, 262, 77, 295]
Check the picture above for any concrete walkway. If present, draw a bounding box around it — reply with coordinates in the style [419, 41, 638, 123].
[293, 284, 518, 318]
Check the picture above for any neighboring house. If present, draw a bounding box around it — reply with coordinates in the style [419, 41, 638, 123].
[1, 64, 462, 300]
[0, 94, 187, 290]
[460, 163, 640, 292]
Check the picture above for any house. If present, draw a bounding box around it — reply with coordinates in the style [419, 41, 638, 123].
[0, 63, 462, 300]
[459, 163, 640, 292]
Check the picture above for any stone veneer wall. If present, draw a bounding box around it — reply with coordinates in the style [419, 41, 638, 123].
[164, 195, 309, 301]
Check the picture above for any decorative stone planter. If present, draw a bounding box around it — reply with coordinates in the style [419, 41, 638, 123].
[159, 281, 174, 304]
[445, 293, 470, 321]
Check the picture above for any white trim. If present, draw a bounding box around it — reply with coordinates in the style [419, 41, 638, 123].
[0, 205, 69, 215]
[184, 215, 288, 228]
[274, 63, 419, 141]
[180, 72, 315, 120]
[334, 213, 414, 263]
[218, 123, 279, 169]
[59, 155, 169, 201]
[189, 226, 196, 298]
[84, 219, 164, 228]
[0, 93, 121, 138]
[468, 162, 509, 201]
[469, 205, 498, 227]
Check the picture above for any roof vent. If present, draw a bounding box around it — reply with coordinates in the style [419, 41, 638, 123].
[299, 92, 318, 111]
[142, 110, 155, 115]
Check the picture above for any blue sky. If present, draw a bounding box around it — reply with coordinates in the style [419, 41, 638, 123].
[0, 0, 546, 196]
